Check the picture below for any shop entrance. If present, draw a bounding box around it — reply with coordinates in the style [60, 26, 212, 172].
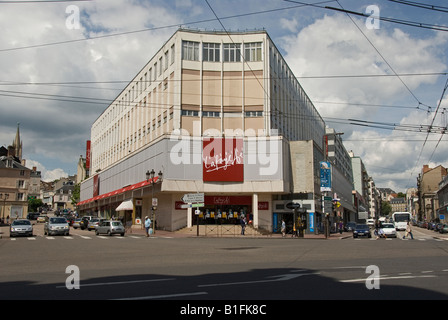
[273, 212, 295, 235]
[192, 204, 252, 225]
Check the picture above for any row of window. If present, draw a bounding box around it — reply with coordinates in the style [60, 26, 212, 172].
[181, 110, 263, 117]
[182, 41, 262, 62]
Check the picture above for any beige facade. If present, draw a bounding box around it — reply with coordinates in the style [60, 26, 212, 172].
[0, 156, 31, 221]
[417, 164, 447, 221]
[81, 29, 326, 233]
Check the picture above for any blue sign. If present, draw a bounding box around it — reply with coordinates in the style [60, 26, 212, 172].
[309, 212, 314, 232]
[320, 161, 332, 191]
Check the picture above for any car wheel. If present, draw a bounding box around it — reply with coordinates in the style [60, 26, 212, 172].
[95, 230, 99, 235]
[107, 230, 111, 236]
[120, 233, 124, 237]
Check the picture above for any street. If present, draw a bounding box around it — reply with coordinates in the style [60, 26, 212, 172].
[1, 222, 448, 305]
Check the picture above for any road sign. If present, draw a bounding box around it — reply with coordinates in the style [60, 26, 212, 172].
[285, 202, 301, 209]
[180, 203, 204, 209]
[181, 193, 204, 203]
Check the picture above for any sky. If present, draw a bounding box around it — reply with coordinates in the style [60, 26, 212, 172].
[0, 0, 447, 192]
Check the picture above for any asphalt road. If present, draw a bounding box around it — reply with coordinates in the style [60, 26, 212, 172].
[1, 223, 448, 305]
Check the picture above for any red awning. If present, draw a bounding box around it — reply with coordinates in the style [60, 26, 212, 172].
[77, 177, 159, 206]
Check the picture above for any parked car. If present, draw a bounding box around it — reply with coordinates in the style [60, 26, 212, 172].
[10, 219, 33, 237]
[353, 224, 371, 238]
[344, 221, 357, 232]
[95, 220, 125, 236]
[44, 217, 70, 236]
[72, 218, 82, 229]
[440, 225, 448, 234]
[36, 215, 47, 223]
[379, 223, 397, 238]
[435, 223, 444, 232]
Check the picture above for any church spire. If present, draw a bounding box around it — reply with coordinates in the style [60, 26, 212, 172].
[12, 122, 22, 160]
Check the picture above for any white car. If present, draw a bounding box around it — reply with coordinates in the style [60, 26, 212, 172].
[380, 223, 397, 238]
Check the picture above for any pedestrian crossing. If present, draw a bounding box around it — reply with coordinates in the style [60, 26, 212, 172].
[8, 234, 174, 241]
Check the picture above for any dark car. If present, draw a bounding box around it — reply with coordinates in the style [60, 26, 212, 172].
[26, 212, 40, 220]
[344, 221, 356, 232]
[353, 224, 371, 238]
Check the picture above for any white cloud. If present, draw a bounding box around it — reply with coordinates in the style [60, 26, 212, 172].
[279, 14, 448, 190]
[26, 160, 68, 182]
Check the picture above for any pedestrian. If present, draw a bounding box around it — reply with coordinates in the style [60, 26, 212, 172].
[338, 221, 343, 234]
[240, 216, 246, 235]
[281, 219, 286, 237]
[403, 221, 414, 239]
[144, 216, 151, 237]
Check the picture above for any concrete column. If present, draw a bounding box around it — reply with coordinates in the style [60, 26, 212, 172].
[187, 207, 192, 228]
[252, 193, 258, 228]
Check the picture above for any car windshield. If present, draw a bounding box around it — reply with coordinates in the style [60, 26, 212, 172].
[50, 217, 67, 224]
[111, 222, 122, 226]
[90, 219, 99, 222]
[382, 224, 394, 228]
[12, 220, 31, 226]
[356, 224, 368, 229]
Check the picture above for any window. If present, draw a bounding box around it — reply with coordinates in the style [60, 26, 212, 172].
[202, 111, 220, 117]
[203, 43, 220, 62]
[182, 41, 199, 61]
[181, 110, 199, 116]
[244, 42, 262, 61]
[245, 111, 263, 117]
[170, 44, 175, 65]
[164, 51, 169, 70]
[223, 43, 241, 62]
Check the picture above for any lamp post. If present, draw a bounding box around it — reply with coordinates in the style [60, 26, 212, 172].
[146, 169, 163, 234]
[0, 193, 9, 223]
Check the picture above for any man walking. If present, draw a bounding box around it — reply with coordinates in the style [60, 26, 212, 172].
[144, 216, 152, 237]
[402, 221, 414, 240]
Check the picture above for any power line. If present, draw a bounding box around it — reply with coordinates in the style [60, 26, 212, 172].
[0, 1, 337, 53]
[387, 0, 448, 13]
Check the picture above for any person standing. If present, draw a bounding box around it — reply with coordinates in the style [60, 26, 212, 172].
[144, 216, 151, 237]
[281, 219, 286, 238]
[403, 221, 414, 239]
[240, 216, 246, 235]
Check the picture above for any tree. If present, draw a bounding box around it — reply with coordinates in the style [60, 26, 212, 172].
[71, 183, 80, 207]
[381, 201, 392, 217]
[28, 198, 43, 212]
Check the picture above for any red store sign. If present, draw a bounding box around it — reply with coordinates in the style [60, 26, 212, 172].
[203, 138, 244, 182]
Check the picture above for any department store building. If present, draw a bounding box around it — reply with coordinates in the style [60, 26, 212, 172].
[78, 28, 327, 233]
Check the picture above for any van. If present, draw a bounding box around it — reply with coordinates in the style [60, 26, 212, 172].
[367, 219, 375, 226]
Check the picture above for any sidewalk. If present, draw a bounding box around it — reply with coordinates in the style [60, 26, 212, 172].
[127, 226, 352, 239]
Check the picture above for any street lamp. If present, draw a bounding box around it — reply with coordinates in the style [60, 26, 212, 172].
[0, 193, 9, 223]
[146, 169, 163, 234]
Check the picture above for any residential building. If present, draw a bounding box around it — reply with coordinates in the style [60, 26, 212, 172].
[417, 164, 447, 221]
[0, 124, 30, 221]
[79, 28, 327, 233]
[349, 151, 370, 221]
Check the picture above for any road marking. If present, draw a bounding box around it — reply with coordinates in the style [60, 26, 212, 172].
[198, 273, 318, 288]
[46, 237, 55, 239]
[113, 291, 208, 300]
[64, 236, 73, 239]
[80, 236, 91, 239]
[10, 238, 16, 241]
[56, 278, 175, 289]
[341, 274, 436, 283]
